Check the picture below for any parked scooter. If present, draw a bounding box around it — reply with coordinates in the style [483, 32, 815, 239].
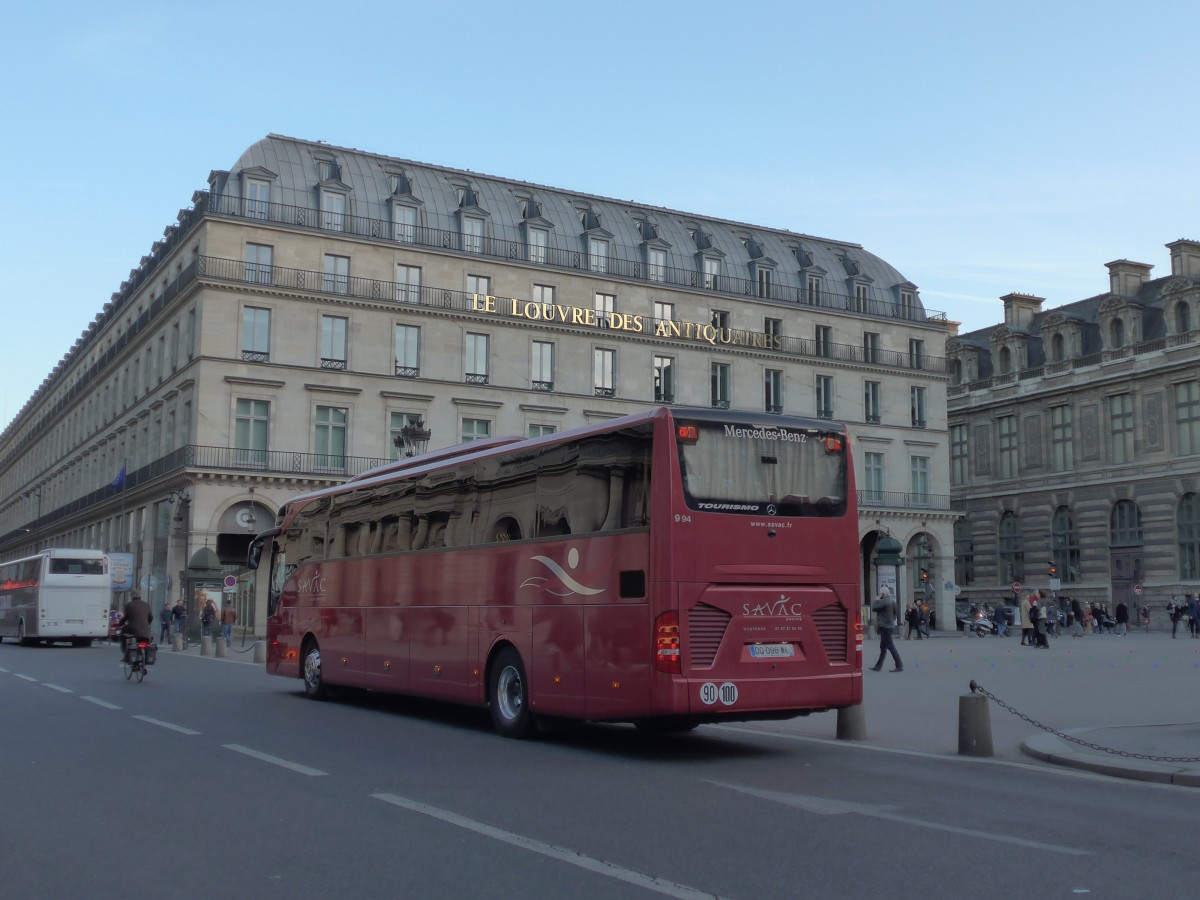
[957, 604, 996, 637]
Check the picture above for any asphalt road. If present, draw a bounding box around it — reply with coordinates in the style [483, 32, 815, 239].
[1, 638, 1194, 900]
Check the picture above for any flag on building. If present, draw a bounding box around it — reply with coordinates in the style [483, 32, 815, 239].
[108, 466, 126, 492]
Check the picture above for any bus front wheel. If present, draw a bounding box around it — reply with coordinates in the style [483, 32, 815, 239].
[489, 647, 536, 739]
[302, 642, 329, 700]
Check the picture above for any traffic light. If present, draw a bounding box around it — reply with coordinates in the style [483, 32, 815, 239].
[920, 568, 929, 584]
[1047, 562, 1057, 578]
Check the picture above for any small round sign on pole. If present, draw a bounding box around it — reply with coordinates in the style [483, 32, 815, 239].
[1011, 581, 1022, 594]
[223, 574, 238, 594]
[1133, 583, 1143, 596]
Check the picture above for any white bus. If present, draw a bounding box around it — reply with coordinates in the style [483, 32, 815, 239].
[0, 549, 111, 647]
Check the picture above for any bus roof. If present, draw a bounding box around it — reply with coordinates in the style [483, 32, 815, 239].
[345, 434, 526, 482]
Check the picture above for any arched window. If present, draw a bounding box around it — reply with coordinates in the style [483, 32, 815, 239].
[1110, 499, 1143, 546]
[1111, 318, 1125, 349]
[999, 346, 1012, 374]
[1051, 333, 1065, 363]
[1178, 493, 1200, 580]
[998, 511, 1023, 583]
[1052, 506, 1080, 583]
[1176, 302, 1191, 336]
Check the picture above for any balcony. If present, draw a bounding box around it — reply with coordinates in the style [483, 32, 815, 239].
[532, 380, 554, 392]
[857, 490, 953, 512]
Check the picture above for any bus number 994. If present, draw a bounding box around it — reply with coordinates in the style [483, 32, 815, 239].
[674, 514, 692, 524]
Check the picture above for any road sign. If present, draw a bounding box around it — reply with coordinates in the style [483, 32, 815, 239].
[1133, 583, 1143, 596]
[1011, 581, 1021, 593]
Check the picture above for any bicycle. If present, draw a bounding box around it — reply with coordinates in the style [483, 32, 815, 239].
[121, 638, 157, 682]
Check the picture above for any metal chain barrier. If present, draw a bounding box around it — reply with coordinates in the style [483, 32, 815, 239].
[969, 680, 1200, 763]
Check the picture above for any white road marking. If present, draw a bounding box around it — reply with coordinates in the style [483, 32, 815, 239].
[42, 683, 73, 693]
[707, 780, 1090, 856]
[223, 744, 327, 777]
[372, 792, 722, 899]
[132, 715, 201, 735]
[82, 696, 122, 710]
[14, 674, 38, 682]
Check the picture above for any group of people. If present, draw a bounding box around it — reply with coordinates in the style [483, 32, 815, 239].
[903, 601, 931, 639]
[147, 595, 238, 648]
[1165, 595, 1200, 638]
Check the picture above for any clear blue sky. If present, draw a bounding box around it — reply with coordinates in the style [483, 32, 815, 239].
[2, 0, 1197, 433]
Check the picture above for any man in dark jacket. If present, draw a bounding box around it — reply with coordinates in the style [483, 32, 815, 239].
[120, 591, 154, 658]
[868, 586, 903, 672]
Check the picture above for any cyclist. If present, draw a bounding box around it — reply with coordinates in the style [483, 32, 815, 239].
[120, 590, 154, 661]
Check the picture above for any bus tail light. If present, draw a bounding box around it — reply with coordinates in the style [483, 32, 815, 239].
[676, 425, 699, 444]
[653, 611, 681, 674]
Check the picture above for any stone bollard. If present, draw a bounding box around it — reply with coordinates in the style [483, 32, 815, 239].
[200, 636, 211, 656]
[172, 633, 183, 652]
[214, 640, 227, 659]
[836, 703, 867, 741]
[958, 691, 994, 757]
[253, 640, 267, 664]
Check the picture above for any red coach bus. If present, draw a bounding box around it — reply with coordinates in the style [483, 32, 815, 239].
[250, 407, 862, 737]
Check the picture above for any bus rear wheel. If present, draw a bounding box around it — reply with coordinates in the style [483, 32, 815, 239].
[489, 647, 536, 739]
[17, 620, 33, 647]
[302, 642, 329, 700]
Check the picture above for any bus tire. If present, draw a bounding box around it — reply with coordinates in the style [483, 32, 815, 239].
[489, 647, 536, 739]
[302, 641, 329, 700]
[17, 620, 32, 647]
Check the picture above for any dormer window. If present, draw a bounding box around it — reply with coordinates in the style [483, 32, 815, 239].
[703, 257, 720, 291]
[1111, 318, 1125, 349]
[807, 274, 823, 305]
[245, 178, 270, 220]
[316, 159, 341, 182]
[463, 217, 484, 254]
[322, 191, 346, 232]
[648, 248, 666, 283]
[393, 204, 417, 243]
[528, 228, 548, 264]
[1051, 333, 1066, 362]
[386, 172, 412, 195]
[1177, 301, 1192, 335]
[588, 237, 609, 273]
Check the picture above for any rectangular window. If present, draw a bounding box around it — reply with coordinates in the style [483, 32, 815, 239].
[393, 205, 416, 242]
[322, 192, 346, 232]
[1110, 393, 1134, 463]
[806, 274, 822, 305]
[654, 301, 674, 323]
[467, 274, 491, 297]
[863, 332, 879, 363]
[815, 325, 833, 358]
[950, 424, 968, 485]
[462, 418, 491, 442]
[910, 386, 927, 428]
[816, 375, 834, 419]
[533, 284, 555, 305]
[711, 309, 730, 330]
[757, 268, 773, 298]
[703, 258, 720, 291]
[234, 399, 269, 467]
[244, 243, 273, 284]
[863, 452, 884, 503]
[654, 355, 675, 403]
[710, 362, 730, 408]
[245, 179, 270, 220]
[589, 238, 608, 273]
[854, 282, 870, 312]
[594, 292, 616, 327]
[395, 264, 421, 304]
[463, 217, 484, 253]
[528, 423, 556, 438]
[394, 324, 420, 377]
[528, 228, 548, 264]
[532, 340, 554, 391]
[314, 406, 347, 470]
[864, 381, 881, 424]
[764, 317, 782, 341]
[764, 369, 783, 414]
[648, 248, 666, 283]
[323, 254, 349, 295]
[909, 338, 925, 369]
[465, 333, 489, 384]
[241, 307, 270, 362]
[1051, 405, 1073, 471]
[998, 415, 1018, 478]
[910, 456, 930, 504]
[320, 316, 348, 369]
[389, 411, 423, 461]
[594, 348, 616, 397]
[1176, 382, 1200, 455]
[900, 290, 916, 319]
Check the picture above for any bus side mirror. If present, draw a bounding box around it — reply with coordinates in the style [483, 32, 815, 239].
[248, 538, 264, 571]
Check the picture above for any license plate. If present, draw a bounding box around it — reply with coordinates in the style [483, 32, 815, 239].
[749, 643, 794, 658]
[66, 619, 85, 624]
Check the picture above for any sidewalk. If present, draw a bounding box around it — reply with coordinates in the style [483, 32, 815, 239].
[766, 628, 1200, 786]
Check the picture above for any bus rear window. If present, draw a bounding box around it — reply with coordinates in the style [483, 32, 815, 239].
[49, 559, 106, 575]
[677, 421, 847, 517]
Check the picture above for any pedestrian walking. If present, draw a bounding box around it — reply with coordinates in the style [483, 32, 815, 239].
[172, 598, 187, 636]
[200, 597, 217, 637]
[221, 598, 237, 648]
[1070, 596, 1085, 637]
[1167, 595, 1183, 638]
[1115, 599, 1129, 637]
[159, 602, 172, 643]
[1189, 594, 1200, 638]
[1019, 592, 1034, 645]
[869, 587, 903, 672]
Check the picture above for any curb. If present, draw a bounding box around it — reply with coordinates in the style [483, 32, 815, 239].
[1021, 729, 1200, 788]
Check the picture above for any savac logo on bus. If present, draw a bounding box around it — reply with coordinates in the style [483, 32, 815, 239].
[520, 547, 605, 598]
[743, 594, 802, 618]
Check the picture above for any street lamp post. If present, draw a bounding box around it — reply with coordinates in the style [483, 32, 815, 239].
[393, 418, 432, 458]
